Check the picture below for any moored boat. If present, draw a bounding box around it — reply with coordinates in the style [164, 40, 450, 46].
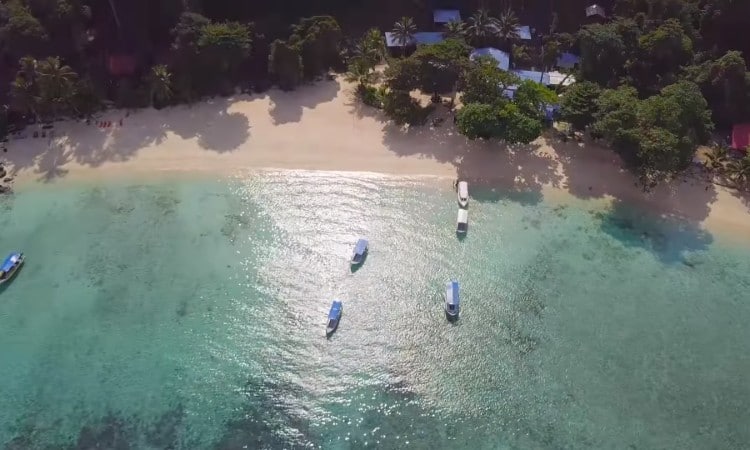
[0, 252, 24, 285]
[456, 209, 468, 235]
[350, 238, 369, 266]
[457, 181, 469, 208]
[326, 300, 343, 337]
[444, 280, 460, 320]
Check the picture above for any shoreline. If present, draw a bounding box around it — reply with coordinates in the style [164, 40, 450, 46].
[3, 78, 749, 242]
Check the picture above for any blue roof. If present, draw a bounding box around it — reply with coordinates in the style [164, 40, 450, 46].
[513, 70, 550, 85]
[470, 47, 510, 71]
[328, 300, 342, 319]
[1, 252, 20, 272]
[545, 104, 559, 121]
[414, 32, 445, 45]
[354, 238, 368, 255]
[385, 32, 445, 47]
[517, 25, 532, 40]
[434, 9, 461, 23]
[384, 32, 411, 47]
[557, 52, 580, 69]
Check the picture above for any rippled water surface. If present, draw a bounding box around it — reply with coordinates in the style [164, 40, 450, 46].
[0, 171, 748, 449]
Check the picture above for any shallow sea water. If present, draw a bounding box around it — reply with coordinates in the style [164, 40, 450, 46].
[0, 170, 748, 449]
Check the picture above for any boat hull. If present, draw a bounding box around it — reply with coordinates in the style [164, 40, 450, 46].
[444, 308, 459, 321]
[0, 253, 24, 285]
[326, 319, 340, 337]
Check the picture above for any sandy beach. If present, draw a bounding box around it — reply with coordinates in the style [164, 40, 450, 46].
[3, 77, 749, 238]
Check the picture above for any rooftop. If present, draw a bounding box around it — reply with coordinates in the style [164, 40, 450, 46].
[556, 52, 580, 69]
[470, 47, 510, 71]
[517, 25, 532, 40]
[731, 123, 750, 151]
[512, 69, 550, 85]
[586, 4, 607, 18]
[434, 9, 461, 24]
[384, 31, 445, 47]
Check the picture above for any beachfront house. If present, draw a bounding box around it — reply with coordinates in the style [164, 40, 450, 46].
[731, 123, 750, 153]
[547, 71, 576, 87]
[556, 52, 580, 70]
[470, 47, 510, 71]
[585, 4, 608, 23]
[516, 25, 532, 41]
[513, 69, 550, 85]
[384, 32, 445, 53]
[433, 9, 461, 25]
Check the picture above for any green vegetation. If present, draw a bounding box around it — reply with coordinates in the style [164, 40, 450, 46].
[2, 0, 750, 187]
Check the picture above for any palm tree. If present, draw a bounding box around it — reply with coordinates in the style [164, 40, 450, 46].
[36, 57, 78, 119]
[495, 9, 521, 69]
[148, 64, 173, 107]
[354, 29, 386, 70]
[443, 20, 465, 40]
[465, 10, 497, 47]
[359, 28, 386, 67]
[496, 9, 521, 51]
[18, 56, 38, 80]
[727, 153, 750, 187]
[10, 76, 38, 119]
[345, 58, 373, 88]
[391, 17, 416, 56]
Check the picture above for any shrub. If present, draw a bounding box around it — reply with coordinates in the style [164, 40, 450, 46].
[357, 84, 383, 108]
[382, 90, 433, 125]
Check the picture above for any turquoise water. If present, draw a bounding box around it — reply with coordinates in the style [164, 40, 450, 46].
[0, 170, 749, 449]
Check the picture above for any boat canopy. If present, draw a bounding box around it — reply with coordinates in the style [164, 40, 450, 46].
[446, 281, 460, 306]
[328, 300, 342, 319]
[458, 181, 468, 199]
[1, 253, 20, 272]
[354, 238, 368, 255]
[457, 209, 468, 223]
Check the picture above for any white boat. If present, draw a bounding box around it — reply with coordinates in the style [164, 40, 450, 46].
[0, 252, 24, 285]
[444, 280, 460, 320]
[456, 209, 468, 234]
[350, 238, 368, 266]
[457, 181, 469, 208]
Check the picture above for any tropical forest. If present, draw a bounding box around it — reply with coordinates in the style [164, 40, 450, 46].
[2, 0, 750, 186]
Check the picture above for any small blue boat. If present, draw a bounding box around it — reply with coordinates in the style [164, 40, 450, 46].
[350, 238, 369, 266]
[326, 300, 343, 337]
[444, 280, 459, 320]
[0, 252, 24, 285]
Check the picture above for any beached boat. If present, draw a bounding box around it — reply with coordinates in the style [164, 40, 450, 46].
[457, 181, 469, 208]
[456, 209, 468, 234]
[326, 300, 343, 337]
[0, 252, 24, 285]
[444, 280, 460, 320]
[350, 238, 368, 266]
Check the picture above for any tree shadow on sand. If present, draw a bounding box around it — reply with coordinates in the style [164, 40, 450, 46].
[268, 79, 340, 125]
[2, 97, 250, 181]
[377, 105, 563, 205]
[548, 138, 728, 263]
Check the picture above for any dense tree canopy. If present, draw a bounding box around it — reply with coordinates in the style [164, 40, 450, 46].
[410, 39, 470, 96]
[459, 57, 518, 106]
[590, 81, 713, 182]
[1, 0, 749, 188]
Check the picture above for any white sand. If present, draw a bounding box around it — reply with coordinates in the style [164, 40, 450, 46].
[3, 78, 749, 238]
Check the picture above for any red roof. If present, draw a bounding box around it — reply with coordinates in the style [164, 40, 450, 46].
[108, 55, 136, 76]
[731, 123, 750, 151]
